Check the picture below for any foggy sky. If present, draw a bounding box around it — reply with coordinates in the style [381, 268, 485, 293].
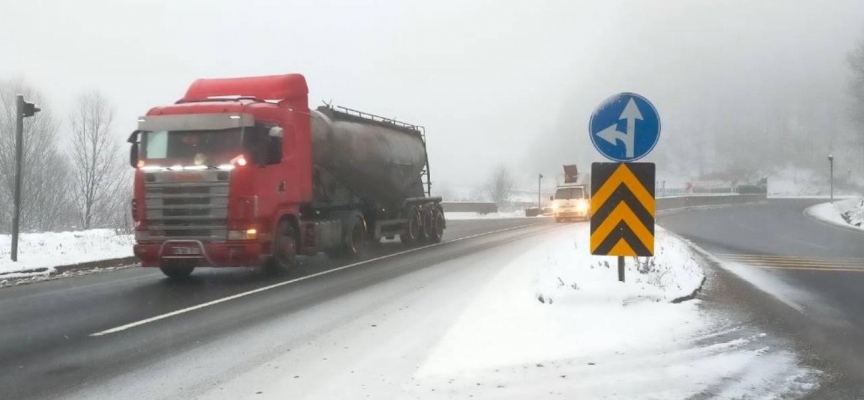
[2, 0, 863, 191]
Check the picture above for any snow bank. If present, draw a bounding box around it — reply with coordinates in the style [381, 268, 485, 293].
[806, 198, 864, 232]
[767, 166, 824, 197]
[411, 224, 817, 398]
[446, 210, 531, 220]
[0, 229, 134, 278]
[417, 226, 705, 376]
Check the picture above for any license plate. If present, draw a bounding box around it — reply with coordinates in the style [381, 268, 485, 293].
[172, 247, 201, 255]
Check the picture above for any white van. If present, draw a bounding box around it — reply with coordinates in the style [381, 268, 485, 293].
[550, 184, 590, 222]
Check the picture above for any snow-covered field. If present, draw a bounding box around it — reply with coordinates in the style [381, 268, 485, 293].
[0, 229, 133, 279]
[806, 198, 864, 232]
[408, 225, 817, 399]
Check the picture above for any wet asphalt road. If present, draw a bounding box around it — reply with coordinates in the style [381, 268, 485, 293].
[0, 217, 555, 400]
[659, 198, 864, 396]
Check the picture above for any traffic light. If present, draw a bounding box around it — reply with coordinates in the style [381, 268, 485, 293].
[22, 101, 40, 117]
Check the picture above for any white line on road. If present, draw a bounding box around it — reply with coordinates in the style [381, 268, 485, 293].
[89, 222, 548, 337]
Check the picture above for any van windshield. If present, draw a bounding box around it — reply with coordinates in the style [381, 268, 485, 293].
[555, 187, 585, 200]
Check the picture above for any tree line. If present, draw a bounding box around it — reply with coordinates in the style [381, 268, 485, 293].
[0, 79, 129, 234]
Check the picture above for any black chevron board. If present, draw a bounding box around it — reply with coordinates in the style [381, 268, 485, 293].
[590, 162, 655, 256]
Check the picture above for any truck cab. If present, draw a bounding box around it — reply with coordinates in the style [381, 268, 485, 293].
[550, 184, 590, 222]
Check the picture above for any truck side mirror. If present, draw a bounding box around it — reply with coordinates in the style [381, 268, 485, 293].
[549, 196, 554, 201]
[130, 144, 139, 168]
[127, 131, 140, 168]
[266, 126, 283, 165]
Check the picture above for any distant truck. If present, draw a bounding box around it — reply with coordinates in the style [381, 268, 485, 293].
[127, 74, 444, 278]
[550, 164, 590, 222]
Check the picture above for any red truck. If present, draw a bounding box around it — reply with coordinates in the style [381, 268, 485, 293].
[127, 74, 445, 278]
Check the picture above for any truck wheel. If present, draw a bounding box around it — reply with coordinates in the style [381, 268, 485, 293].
[400, 206, 421, 246]
[342, 216, 366, 257]
[266, 221, 297, 274]
[429, 207, 445, 243]
[160, 266, 194, 279]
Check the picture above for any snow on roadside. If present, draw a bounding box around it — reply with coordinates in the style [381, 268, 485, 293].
[409, 224, 818, 399]
[0, 229, 133, 279]
[446, 210, 533, 220]
[806, 198, 864, 231]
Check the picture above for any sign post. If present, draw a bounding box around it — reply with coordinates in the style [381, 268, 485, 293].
[588, 93, 660, 282]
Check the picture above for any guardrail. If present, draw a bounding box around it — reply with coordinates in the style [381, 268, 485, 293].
[441, 202, 498, 214]
[656, 194, 767, 211]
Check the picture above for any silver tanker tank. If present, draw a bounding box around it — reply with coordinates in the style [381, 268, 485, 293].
[310, 106, 428, 208]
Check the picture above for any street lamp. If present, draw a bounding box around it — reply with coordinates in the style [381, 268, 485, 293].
[11, 95, 41, 261]
[538, 173, 543, 208]
[828, 154, 834, 203]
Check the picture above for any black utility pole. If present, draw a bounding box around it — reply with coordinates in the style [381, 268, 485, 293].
[11, 95, 40, 261]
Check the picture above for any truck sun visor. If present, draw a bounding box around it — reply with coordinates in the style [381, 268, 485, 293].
[137, 113, 255, 132]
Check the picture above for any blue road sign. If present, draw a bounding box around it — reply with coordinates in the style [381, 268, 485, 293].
[589, 92, 661, 162]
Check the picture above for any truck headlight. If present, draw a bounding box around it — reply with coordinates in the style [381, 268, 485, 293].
[228, 228, 258, 240]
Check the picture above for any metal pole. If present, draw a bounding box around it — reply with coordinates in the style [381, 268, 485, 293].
[618, 256, 625, 282]
[11, 95, 24, 261]
[829, 155, 834, 203]
[538, 173, 542, 208]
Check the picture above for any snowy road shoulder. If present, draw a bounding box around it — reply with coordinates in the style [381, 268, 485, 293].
[0, 229, 134, 281]
[410, 224, 818, 399]
[805, 198, 864, 232]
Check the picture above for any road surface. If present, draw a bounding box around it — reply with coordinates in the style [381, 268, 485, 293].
[0, 217, 557, 399]
[659, 198, 864, 394]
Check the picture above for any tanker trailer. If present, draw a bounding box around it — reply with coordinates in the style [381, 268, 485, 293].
[128, 73, 444, 279]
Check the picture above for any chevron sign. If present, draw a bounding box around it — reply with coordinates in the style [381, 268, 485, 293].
[590, 162, 655, 256]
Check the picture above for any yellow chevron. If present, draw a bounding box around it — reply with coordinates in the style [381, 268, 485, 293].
[591, 164, 655, 217]
[609, 239, 636, 256]
[590, 201, 654, 255]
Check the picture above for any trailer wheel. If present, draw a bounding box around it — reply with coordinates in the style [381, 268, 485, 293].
[266, 221, 297, 275]
[429, 207, 445, 243]
[400, 206, 421, 246]
[342, 216, 366, 257]
[160, 266, 194, 279]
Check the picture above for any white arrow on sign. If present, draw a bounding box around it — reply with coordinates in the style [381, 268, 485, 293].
[596, 98, 643, 158]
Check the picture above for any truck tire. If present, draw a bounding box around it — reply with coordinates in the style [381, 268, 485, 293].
[266, 220, 297, 275]
[160, 265, 194, 279]
[400, 206, 421, 246]
[341, 216, 366, 257]
[428, 207, 445, 243]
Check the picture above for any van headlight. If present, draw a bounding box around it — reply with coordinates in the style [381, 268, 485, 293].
[576, 200, 589, 212]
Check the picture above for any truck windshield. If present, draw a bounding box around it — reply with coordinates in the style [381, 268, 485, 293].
[142, 128, 244, 166]
[555, 187, 585, 200]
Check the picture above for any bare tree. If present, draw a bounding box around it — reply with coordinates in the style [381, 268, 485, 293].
[485, 165, 515, 209]
[0, 79, 75, 233]
[69, 91, 128, 229]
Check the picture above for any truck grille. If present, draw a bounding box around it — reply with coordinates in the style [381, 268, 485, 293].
[143, 171, 230, 241]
